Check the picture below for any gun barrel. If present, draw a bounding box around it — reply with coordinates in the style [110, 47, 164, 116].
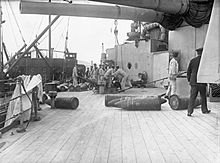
[20, 1, 164, 23]
[88, 0, 189, 14]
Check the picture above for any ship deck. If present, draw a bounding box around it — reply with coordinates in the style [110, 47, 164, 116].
[0, 88, 219, 163]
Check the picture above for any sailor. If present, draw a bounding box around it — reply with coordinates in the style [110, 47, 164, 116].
[72, 65, 78, 87]
[187, 47, 211, 116]
[98, 64, 105, 84]
[165, 51, 179, 98]
[85, 67, 90, 78]
[88, 65, 93, 78]
[92, 63, 99, 82]
[112, 65, 132, 90]
[104, 65, 114, 88]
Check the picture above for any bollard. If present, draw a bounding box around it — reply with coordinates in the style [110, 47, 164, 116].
[48, 91, 57, 109]
[169, 95, 201, 110]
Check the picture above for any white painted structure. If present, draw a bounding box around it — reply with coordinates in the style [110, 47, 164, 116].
[106, 22, 208, 88]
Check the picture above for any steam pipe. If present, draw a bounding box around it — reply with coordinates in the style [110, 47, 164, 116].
[20, 1, 165, 23]
[88, 0, 189, 14]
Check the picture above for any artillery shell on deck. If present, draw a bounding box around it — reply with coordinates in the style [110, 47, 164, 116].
[105, 95, 134, 107]
[169, 95, 201, 110]
[105, 95, 166, 110]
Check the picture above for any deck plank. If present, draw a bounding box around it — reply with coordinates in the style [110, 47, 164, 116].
[167, 108, 218, 162]
[128, 111, 152, 162]
[8, 92, 91, 163]
[64, 94, 106, 163]
[142, 111, 180, 163]
[0, 89, 219, 163]
[92, 110, 115, 163]
[152, 110, 195, 163]
[135, 111, 166, 163]
[161, 105, 214, 162]
[37, 93, 99, 163]
[106, 109, 122, 163]
[121, 111, 136, 163]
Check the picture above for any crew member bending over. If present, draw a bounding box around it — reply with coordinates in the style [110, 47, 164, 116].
[112, 65, 132, 90]
[104, 65, 114, 88]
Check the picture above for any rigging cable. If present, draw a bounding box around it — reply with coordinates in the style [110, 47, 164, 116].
[54, 17, 69, 50]
[7, 0, 26, 45]
[4, 0, 19, 49]
[54, 33, 64, 50]
[38, 17, 64, 45]
[29, 16, 44, 43]
[64, 17, 70, 52]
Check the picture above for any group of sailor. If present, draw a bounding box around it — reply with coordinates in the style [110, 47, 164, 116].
[72, 63, 132, 90]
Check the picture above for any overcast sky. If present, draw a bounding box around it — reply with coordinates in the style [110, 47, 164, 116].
[1, 0, 131, 64]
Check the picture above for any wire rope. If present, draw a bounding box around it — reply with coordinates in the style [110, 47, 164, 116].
[29, 16, 44, 43]
[7, 0, 26, 45]
[4, 1, 19, 49]
[38, 17, 64, 45]
[64, 17, 70, 51]
[54, 33, 64, 50]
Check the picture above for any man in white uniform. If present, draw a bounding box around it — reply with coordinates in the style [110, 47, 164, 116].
[112, 65, 132, 90]
[72, 65, 78, 87]
[104, 65, 114, 88]
[165, 52, 179, 98]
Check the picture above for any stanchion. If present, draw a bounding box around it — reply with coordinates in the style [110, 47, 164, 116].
[31, 86, 41, 121]
[16, 78, 26, 133]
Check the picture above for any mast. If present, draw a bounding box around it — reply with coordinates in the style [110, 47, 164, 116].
[0, 0, 2, 72]
[49, 0, 52, 58]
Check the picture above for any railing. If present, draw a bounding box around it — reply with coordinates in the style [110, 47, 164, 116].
[0, 77, 40, 134]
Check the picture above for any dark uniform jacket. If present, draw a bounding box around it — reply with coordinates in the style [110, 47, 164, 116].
[187, 55, 206, 86]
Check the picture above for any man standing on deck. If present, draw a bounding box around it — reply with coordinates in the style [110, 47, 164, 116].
[104, 65, 114, 88]
[72, 65, 78, 87]
[85, 67, 90, 78]
[112, 65, 132, 90]
[92, 63, 99, 82]
[98, 64, 105, 84]
[187, 47, 211, 116]
[165, 52, 179, 98]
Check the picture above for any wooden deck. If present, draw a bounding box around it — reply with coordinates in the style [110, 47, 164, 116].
[0, 88, 219, 163]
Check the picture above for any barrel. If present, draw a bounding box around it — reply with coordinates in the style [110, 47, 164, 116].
[169, 95, 201, 110]
[54, 97, 79, 110]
